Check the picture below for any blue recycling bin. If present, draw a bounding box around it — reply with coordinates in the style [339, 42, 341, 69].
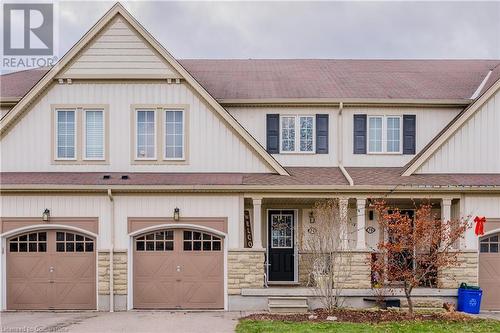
[457, 286, 482, 314]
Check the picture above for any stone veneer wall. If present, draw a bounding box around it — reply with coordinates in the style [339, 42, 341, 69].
[299, 251, 372, 289]
[228, 250, 265, 294]
[98, 251, 128, 296]
[438, 251, 478, 288]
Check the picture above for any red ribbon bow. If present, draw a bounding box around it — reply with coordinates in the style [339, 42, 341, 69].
[474, 216, 486, 236]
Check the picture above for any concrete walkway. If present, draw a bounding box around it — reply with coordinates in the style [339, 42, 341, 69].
[0, 311, 243, 333]
[477, 311, 500, 321]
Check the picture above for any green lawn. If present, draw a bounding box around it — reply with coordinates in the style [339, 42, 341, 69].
[236, 319, 500, 333]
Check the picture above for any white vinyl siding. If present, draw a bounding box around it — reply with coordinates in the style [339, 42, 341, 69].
[165, 110, 184, 159]
[84, 110, 104, 160]
[136, 110, 156, 159]
[280, 115, 314, 153]
[368, 116, 402, 154]
[56, 110, 76, 159]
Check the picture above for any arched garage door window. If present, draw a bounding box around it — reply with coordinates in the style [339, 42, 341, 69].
[133, 228, 224, 310]
[480, 234, 499, 253]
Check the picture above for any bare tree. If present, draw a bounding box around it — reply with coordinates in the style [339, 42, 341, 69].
[303, 199, 354, 310]
[371, 200, 470, 315]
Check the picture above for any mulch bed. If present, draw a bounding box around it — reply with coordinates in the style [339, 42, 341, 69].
[242, 308, 475, 323]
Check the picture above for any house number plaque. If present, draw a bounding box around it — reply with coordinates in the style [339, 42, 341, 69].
[244, 210, 253, 248]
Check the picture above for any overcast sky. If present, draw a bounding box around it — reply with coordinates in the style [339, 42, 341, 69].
[3, 1, 498, 61]
[52, 1, 500, 60]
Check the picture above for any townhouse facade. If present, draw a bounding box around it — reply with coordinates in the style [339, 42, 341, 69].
[1, 3, 499, 311]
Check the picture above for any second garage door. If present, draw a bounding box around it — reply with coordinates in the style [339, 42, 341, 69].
[479, 233, 500, 310]
[133, 228, 224, 309]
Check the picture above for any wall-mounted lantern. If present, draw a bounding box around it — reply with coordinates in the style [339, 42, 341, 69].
[309, 211, 315, 224]
[173, 207, 180, 221]
[42, 209, 50, 222]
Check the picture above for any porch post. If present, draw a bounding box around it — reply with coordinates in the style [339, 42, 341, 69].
[252, 198, 264, 249]
[441, 198, 452, 249]
[356, 198, 367, 250]
[339, 197, 349, 248]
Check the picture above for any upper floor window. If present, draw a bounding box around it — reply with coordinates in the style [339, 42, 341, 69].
[136, 110, 156, 159]
[165, 110, 184, 159]
[53, 106, 107, 163]
[56, 110, 76, 159]
[84, 110, 104, 160]
[133, 106, 188, 162]
[280, 115, 314, 153]
[368, 116, 402, 154]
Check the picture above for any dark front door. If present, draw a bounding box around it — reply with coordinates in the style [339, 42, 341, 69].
[268, 210, 295, 281]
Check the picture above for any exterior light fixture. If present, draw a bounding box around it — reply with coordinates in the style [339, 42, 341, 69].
[309, 211, 315, 224]
[42, 209, 50, 222]
[173, 207, 180, 221]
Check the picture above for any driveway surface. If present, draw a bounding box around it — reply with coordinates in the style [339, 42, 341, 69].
[0, 311, 243, 333]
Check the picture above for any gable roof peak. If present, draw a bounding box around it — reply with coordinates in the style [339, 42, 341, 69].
[0, 0, 288, 176]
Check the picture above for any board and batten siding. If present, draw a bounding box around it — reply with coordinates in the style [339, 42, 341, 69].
[227, 106, 460, 168]
[342, 107, 460, 167]
[113, 194, 242, 249]
[417, 90, 500, 173]
[0, 82, 273, 173]
[60, 17, 181, 78]
[227, 107, 339, 167]
[0, 195, 111, 249]
[0, 194, 244, 251]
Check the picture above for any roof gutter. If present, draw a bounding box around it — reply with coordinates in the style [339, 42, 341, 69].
[219, 98, 472, 108]
[337, 102, 354, 186]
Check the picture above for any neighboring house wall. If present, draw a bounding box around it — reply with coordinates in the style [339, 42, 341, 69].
[227, 106, 460, 167]
[417, 89, 500, 173]
[60, 16, 181, 79]
[0, 82, 273, 173]
[463, 195, 500, 250]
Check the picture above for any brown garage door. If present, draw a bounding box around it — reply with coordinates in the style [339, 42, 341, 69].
[479, 233, 500, 310]
[7, 230, 96, 310]
[134, 229, 223, 309]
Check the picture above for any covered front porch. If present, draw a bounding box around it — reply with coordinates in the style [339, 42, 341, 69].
[228, 194, 478, 311]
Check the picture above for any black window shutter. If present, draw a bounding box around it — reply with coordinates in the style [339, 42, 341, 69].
[316, 114, 329, 154]
[403, 115, 416, 154]
[266, 114, 280, 154]
[353, 114, 367, 154]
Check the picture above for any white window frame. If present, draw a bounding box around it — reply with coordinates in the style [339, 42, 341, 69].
[163, 109, 185, 161]
[55, 109, 77, 161]
[83, 109, 105, 161]
[367, 115, 402, 154]
[135, 109, 157, 160]
[279, 115, 315, 154]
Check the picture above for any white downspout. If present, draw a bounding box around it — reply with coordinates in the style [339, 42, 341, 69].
[337, 102, 354, 186]
[107, 189, 115, 312]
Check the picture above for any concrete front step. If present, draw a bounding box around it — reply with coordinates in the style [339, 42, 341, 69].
[268, 297, 309, 313]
